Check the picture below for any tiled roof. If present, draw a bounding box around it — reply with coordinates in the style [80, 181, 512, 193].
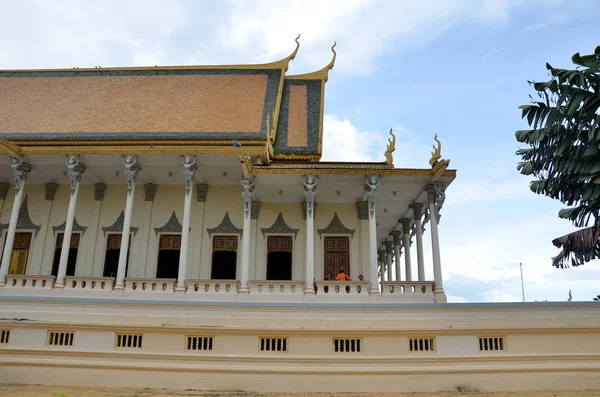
[0, 69, 282, 141]
[273, 78, 322, 158]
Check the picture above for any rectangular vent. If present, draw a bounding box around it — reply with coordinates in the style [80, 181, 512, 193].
[478, 337, 505, 351]
[333, 338, 362, 353]
[260, 337, 288, 352]
[48, 331, 74, 346]
[0, 330, 9, 344]
[187, 336, 213, 351]
[409, 338, 435, 352]
[116, 333, 143, 349]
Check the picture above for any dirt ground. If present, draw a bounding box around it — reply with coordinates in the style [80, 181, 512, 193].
[0, 385, 599, 397]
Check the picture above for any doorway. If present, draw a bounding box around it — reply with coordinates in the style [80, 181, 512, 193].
[211, 236, 237, 280]
[103, 234, 131, 277]
[51, 233, 80, 277]
[4, 232, 32, 275]
[324, 236, 350, 279]
[266, 236, 292, 280]
[156, 234, 181, 279]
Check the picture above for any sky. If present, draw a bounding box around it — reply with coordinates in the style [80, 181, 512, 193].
[1, 0, 599, 303]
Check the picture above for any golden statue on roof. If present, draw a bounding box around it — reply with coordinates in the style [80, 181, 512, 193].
[429, 134, 450, 176]
[384, 128, 395, 166]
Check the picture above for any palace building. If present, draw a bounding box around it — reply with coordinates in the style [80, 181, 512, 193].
[0, 39, 598, 393]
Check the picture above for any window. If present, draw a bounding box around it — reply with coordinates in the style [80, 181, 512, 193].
[156, 235, 180, 279]
[260, 337, 288, 352]
[0, 330, 9, 344]
[51, 233, 80, 277]
[266, 236, 292, 280]
[333, 338, 361, 353]
[187, 336, 213, 351]
[48, 331, 74, 346]
[103, 234, 130, 277]
[116, 333, 143, 349]
[211, 236, 237, 280]
[478, 336, 505, 351]
[409, 338, 435, 352]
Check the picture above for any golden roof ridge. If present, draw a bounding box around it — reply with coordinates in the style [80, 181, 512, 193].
[286, 42, 337, 82]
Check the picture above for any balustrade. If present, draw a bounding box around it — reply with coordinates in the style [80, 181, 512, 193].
[185, 279, 239, 302]
[380, 281, 435, 302]
[248, 281, 305, 302]
[122, 278, 176, 300]
[314, 281, 370, 303]
[62, 277, 115, 298]
[3, 275, 55, 296]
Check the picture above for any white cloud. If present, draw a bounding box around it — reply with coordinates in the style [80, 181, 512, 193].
[0, 0, 563, 75]
[322, 115, 383, 162]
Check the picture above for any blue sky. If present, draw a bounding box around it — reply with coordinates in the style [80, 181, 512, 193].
[1, 0, 599, 302]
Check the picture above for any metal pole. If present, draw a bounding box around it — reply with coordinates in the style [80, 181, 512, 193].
[519, 262, 525, 303]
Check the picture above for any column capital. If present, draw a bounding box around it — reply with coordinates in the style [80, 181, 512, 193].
[384, 240, 393, 254]
[378, 248, 386, 262]
[364, 175, 380, 218]
[425, 184, 437, 204]
[303, 175, 317, 218]
[66, 155, 86, 196]
[410, 202, 424, 219]
[391, 230, 402, 245]
[181, 155, 198, 196]
[241, 177, 255, 219]
[400, 218, 412, 233]
[123, 155, 142, 195]
[10, 156, 32, 194]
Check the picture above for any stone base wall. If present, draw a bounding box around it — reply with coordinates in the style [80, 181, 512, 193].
[0, 298, 599, 392]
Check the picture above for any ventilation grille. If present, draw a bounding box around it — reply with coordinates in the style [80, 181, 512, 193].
[187, 336, 213, 351]
[48, 331, 74, 346]
[260, 337, 288, 352]
[333, 338, 362, 353]
[478, 337, 505, 351]
[0, 330, 9, 344]
[116, 333, 143, 349]
[409, 338, 435, 352]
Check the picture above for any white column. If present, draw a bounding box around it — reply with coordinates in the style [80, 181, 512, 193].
[176, 155, 197, 292]
[303, 175, 317, 293]
[55, 155, 86, 288]
[378, 249, 386, 282]
[391, 231, 402, 281]
[425, 184, 444, 296]
[114, 155, 141, 290]
[0, 157, 32, 286]
[365, 176, 380, 293]
[239, 177, 255, 293]
[385, 241, 393, 282]
[410, 203, 426, 281]
[400, 218, 412, 282]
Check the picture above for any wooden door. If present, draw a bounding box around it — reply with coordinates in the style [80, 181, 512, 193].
[323, 237, 349, 279]
[211, 236, 238, 280]
[266, 236, 292, 280]
[51, 233, 80, 276]
[8, 232, 32, 275]
[156, 234, 181, 279]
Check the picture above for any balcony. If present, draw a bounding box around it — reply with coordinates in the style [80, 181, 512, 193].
[0, 275, 437, 304]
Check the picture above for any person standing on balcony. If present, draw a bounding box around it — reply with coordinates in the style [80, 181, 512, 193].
[336, 268, 351, 281]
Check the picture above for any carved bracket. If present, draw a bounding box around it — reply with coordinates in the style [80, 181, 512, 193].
[102, 211, 139, 237]
[0, 195, 41, 237]
[261, 213, 299, 238]
[207, 212, 243, 237]
[303, 175, 317, 218]
[66, 155, 86, 196]
[317, 213, 355, 240]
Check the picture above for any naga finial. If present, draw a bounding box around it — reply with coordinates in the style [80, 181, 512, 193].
[429, 134, 442, 166]
[384, 128, 396, 166]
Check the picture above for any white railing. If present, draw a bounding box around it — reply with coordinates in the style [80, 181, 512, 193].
[248, 281, 305, 302]
[314, 281, 370, 302]
[62, 276, 115, 297]
[64, 276, 114, 291]
[185, 279, 239, 301]
[122, 278, 176, 299]
[380, 281, 435, 303]
[3, 275, 55, 295]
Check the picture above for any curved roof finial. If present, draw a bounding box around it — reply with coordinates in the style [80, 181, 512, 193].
[283, 40, 338, 82]
[326, 42, 337, 72]
[283, 34, 301, 72]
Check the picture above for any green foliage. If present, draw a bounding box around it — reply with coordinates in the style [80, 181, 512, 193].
[516, 46, 600, 268]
